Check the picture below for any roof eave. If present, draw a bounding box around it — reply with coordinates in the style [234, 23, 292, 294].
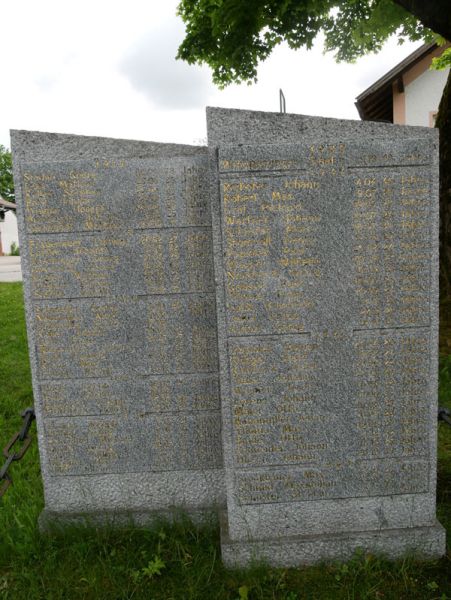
[356, 42, 437, 104]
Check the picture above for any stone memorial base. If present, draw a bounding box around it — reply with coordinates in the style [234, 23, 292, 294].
[220, 514, 446, 568]
[39, 506, 221, 532]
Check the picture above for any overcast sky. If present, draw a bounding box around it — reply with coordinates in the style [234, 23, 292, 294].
[1, 0, 424, 150]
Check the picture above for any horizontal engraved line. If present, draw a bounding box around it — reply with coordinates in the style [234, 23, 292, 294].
[233, 468, 429, 484]
[47, 467, 224, 478]
[348, 163, 430, 170]
[219, 169, 307, 176]
[234, 460, 429, 480]
[39, 374, 219, 383]
[228, 331, 311, 340]
[231, 382, 316, 388]
[234, 456, 429, 472]
[37, 370, 218, 382]
[236, 487, 430, 506]
[25, 224, 212, 237]
[44, 408, 221, 419]
[20, 154, 208, 165]
[33, 291, 216, 302]
[353, 325, 430, 334]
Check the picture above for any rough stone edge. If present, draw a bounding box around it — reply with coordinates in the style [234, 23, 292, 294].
[10, 129, 206, 162]
[220, 512, 447, 568]
[206, 106, 438, 146]
[207, 145, 237, 513]
[429, 130, 440, 500]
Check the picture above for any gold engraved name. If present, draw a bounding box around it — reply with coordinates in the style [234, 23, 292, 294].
[222, 181, 267, 192]
[220, 159, 298, 171]
[284, 179, 319, 190]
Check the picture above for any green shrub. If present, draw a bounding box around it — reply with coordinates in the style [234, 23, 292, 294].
[9, 242, 20, 256]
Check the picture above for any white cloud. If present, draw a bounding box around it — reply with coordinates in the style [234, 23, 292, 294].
[0, 0, 425, 149]
[120, 19, 210, 109]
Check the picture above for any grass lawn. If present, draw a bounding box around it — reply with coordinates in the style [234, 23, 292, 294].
[0, 281, 450, 599]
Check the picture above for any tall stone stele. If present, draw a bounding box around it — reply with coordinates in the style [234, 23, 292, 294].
[11, 107, 446, 567]
[207, 108, 446, 567]
[10, 131, 224, 526]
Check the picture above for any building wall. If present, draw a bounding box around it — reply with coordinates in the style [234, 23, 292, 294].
[405, 66, 450, 126]
[392, 45, 450, 127]
[0, 211, 19, 255]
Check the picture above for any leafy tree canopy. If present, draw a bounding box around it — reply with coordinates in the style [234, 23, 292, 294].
[432, 47, 451, 70]
[0, 145, 14, 203]
[177, 0, 449, 87]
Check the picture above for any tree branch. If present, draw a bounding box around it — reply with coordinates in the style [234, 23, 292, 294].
[392, 0, 451, 40]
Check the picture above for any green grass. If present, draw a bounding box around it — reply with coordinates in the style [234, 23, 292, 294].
[0, 282, 450, 599]
[440, 297, 451, 355]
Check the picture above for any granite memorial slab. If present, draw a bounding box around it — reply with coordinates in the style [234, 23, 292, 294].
[11, 131, 224, 525]
[207, 107, 446, 567]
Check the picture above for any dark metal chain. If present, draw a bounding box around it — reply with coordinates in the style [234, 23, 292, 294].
[439, 407, 451, 427]
[0, 403, 449, 500]
[0, 407, 35, 498]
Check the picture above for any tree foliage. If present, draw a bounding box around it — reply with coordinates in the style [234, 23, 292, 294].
[432, 47, 451, 71]
[0, 145, 14, 203]
[176, 0, 451, 112]
[177, 0, 438, 87]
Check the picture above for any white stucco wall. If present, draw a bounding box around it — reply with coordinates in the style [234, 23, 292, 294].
[0, 211, 19, 254]
[405, 66, 450, 126]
